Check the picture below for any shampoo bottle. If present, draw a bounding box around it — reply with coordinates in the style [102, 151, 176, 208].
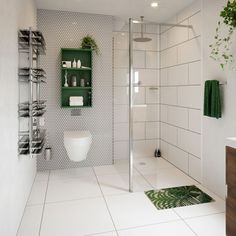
[72, 59, 77, 68]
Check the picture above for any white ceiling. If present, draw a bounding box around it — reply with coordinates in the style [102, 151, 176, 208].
[36, 0, 195, 23]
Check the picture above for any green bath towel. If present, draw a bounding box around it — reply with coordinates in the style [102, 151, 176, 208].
[204, 80, 222, 119]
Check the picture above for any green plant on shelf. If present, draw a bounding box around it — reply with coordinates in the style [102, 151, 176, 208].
[210, 0, 236, 70]
[80, 34, 99, 55]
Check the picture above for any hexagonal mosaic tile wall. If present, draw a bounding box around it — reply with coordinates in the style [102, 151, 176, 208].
[37, 10, 113, 170]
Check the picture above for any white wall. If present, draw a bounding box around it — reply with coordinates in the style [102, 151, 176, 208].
[201, 0, 236, 198]
[0, 0, 37, 235]
[113, 24, 160, 159]
[160, 1, 202, 182]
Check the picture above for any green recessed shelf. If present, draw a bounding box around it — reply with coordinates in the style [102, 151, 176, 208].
[61, 48, 93, 108]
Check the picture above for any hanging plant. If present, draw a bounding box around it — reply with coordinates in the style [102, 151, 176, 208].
[210, 0, 236, 69]
[80, 34, 99, 55]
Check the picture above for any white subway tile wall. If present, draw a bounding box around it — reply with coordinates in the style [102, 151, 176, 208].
[113, 24, 160, 160]
[160, 2, 202, 182]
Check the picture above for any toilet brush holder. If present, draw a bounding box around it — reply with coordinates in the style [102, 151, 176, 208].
[45, 147, 52, 161]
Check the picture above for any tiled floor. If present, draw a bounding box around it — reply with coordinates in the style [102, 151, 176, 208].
[17, 157, 226, 236]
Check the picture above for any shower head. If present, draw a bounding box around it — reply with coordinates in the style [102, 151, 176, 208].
[133, 16, 152, 43]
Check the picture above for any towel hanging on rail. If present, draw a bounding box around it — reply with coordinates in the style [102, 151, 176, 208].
[204, 80, 222, 119]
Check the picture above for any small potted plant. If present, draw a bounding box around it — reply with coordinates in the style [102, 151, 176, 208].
[210, 0, 236, 69]
[80, 34, 99, 55]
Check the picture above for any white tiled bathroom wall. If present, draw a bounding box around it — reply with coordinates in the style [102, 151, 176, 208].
[113, 24, 160, 160]
[160, 1, 202, 182]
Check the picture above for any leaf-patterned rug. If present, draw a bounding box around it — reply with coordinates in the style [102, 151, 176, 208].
[145, 185, 214, 210]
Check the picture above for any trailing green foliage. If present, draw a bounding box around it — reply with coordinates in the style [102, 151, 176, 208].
[81, 34, 99, 55]
[210, 0, 236, 69]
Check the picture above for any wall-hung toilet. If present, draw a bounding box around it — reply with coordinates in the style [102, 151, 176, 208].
[64, 131, 92, 162]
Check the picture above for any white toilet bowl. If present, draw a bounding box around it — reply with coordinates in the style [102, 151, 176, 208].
[64, 131, 92, 162]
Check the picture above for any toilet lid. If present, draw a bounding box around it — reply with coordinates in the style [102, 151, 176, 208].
[64, 131, 92, 140]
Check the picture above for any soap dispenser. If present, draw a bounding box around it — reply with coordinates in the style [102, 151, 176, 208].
[77, 59, 81, 68]
[72, 58, 77, 68]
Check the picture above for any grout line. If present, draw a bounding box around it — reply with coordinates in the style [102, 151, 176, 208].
[160, 59, 201, 70]
[38, 170, 50, 236]
[16, 171, 40, 235]
[172, 209, 198, 236]
[92, 167, 119, 236]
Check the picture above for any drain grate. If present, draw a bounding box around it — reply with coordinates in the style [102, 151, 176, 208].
[139, 162, 146, 166]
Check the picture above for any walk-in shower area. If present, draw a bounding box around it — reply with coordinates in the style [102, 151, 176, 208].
[13, 1, 226, 236]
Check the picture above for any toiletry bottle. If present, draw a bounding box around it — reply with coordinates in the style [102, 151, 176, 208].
[71, 76, 77, 87]
[80, 78, 85, 87]
[77, 59, 81, 68]
[72, 59, 77, 68]
[64, 70, 69, 87]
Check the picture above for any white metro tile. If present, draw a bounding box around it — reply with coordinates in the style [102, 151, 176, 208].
[114, 68, 129, 86]
[160, 140, 168, 159]
[189, 61, 201, 85]
[118, 220, 195, 236]
[114, 123, 129, 141]
[105, 192, 179, 230]
[178, 37, 201, 64]
[146, 104, 159, 121]
[167, 20, 188, 47]
[145, 24, 159, 34]
[133, 105, 147, 122]
[160, 105, 168, 122]
[189, 12, 201, 39]
[160, 123, 178, 146]
[168, 64, 188, 86]
[160, 32, 168, 51]
[134, 50, 145, 68]
[46, 176, 102, 203]
[167, 106, 188, 129]
[114, 50, 128, 68]
[185, 213, 225, 236]
[114, 141, 129, 160]
[161, 87, 178, 105]
[146, 122, 159, 139]
[146, 51, 158, 69]
[160, 47, 178, 68]
[114, 105, 129, 123]
[160, 68, 168, 86]
[178, 86, 201, 109]
[27, 181, 47, 206]
[90, 232, 117, 236]
[113, 32, 128, 50]
[143, 167, 198, 189]
[133, 140, 158, 158]
[41, 198, 115, 236]
[17, 205, 43, 236]
[146, 87, 159, 104]
[133, 122, 145, 140]
[178, 129, 201, 157]
[189, 154, 201, 182]
[168, 144, 189, 173]
[137, 69, 158, 86]
[189, 109, 201, 133]
[97, 173, 151, 196]
[177, 0, 201, 23]
[114, 87, 128, 105]
[133, 87, 145, 105]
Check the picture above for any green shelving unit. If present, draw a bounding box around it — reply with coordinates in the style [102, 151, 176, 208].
[61, 48, 92, 108]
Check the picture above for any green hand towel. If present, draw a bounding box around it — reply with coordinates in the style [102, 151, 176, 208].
[211, 80, 222, 119]
[203, 80, 222, 119]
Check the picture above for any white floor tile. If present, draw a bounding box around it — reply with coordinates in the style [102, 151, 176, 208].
[143, 168, 198, 189]
[17, 205, 43, 236]
[105, 192, 180, 230]
[46, 176, 102, 203]
[94, 160, 137, 176]
[34, 171, 49, 182]
[134, 157, 174, 174]
[27, 181, 48, 205]
[97, 173, 152, 196]
[50, 167, 95, 181]
[118, 220, 195, 236]
[173, 185, 225, 219]
[185, 213, 225, 236]
[88, 232, 117, 236]
[40, 198, 115, 236]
